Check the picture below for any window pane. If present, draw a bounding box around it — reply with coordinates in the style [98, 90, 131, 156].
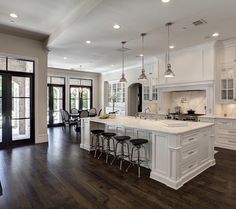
[12, 77, 30, 97]
[8, 58, 34, 73]
[228, 79, 233, 89]
[0, 98, 2, 143]
[53, 111, 62, 124]
[51, 77, 65, 85]
[228, 90, 234, 100]
[12, 119, 30, 141]
[81, 79, 92, 86]
[53, 87, 63, 99]
[12, 98, 30, 119]
[221, 90, 226, 100]
[70, 78, 81, 85]
[0, 56, 6, 71]
[53, 99, 63, 111]
[221, 80, 227, 89]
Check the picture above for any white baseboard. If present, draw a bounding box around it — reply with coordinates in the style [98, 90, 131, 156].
[80, 144, 90, 151]
[35, 134, 48, 144]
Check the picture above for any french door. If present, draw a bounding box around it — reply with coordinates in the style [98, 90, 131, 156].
[0, 73, 34, 148]
[47, 84, 65, 126]
[70, 86, 92, 111]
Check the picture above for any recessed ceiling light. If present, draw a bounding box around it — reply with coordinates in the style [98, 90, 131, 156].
[162, 0, 171, 3]
[139, 54, 144, 57]
[111, 64, 114, 67]
[10, 13, 18, 18]
[169, 45, 175, 49]
[212, 33, 219, 37]
[86, 40, 91, 44]
[63, 57, 67, 60]
[113, 24, 121, 29]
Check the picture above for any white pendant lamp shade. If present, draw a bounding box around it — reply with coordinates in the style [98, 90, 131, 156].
[119, 41, 128, 83]
[164, 22, 175, 78]
[138, 33, 148, 81]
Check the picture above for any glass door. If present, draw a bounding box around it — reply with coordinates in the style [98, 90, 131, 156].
[47, 84, 65, 126]
[70, 86, 92, 111]
[0, 73, 34, 148]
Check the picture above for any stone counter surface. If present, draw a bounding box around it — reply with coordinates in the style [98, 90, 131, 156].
[89, 116, 213, 135]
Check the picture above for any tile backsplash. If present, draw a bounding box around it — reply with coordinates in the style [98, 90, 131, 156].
[221, 104, 236, 117]
[170, 90, 206, 114]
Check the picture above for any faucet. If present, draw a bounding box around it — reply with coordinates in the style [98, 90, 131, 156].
[143, 107, 151, 120]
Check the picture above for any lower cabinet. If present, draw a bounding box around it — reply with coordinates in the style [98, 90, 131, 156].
[199, 117, 236, 151]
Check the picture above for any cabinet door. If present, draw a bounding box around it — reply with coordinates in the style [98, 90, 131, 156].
[222, 46, 236, 64]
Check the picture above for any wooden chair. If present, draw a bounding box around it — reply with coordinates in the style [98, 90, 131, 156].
[63, 110, 77, 126]
[71, 108, 78, 114]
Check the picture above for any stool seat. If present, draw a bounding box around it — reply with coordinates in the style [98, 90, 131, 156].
[91, 129, 104, 135]
[101, 132, 116, 138]
[114, 136, 131, 142]
[130, 139, 148, 146]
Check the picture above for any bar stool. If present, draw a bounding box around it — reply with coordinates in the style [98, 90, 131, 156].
[111, 136, 131, 170]
[99, 132, 116, 163]
[89, 129, 104, 158]
[126, 138, 149, 178]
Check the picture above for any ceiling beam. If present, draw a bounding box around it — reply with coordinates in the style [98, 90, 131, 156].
[47, 0, 104, 47]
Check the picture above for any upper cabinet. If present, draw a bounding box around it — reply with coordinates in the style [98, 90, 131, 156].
[220, 45, 236, 66]
[156, 42, 215, 85]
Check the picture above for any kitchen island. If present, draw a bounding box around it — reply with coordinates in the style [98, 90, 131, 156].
[80, 116, 215, 189]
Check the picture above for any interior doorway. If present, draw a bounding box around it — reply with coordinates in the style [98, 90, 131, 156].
[128, 83, 142, 116]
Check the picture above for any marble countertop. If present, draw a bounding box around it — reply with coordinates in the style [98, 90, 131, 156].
[87, 116, 213, 135]
[199, 115, 236, 120]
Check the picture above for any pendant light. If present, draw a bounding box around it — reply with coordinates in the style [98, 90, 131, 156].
[119, 41, 128, 83]
[164, 22, 175, 78]
[138, 33, 148, 81]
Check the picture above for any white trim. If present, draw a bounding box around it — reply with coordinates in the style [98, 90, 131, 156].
[150, 159, 215, 190]
[215, 142, 236, 151]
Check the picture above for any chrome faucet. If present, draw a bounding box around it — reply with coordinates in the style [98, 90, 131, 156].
[143, 107, 151, 120]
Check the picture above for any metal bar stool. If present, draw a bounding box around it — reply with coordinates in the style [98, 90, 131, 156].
[111, 136, 131, 170]
[126, 139, 149, 178]
[89, 129, 104, 158]
[99, 132, 116, 163]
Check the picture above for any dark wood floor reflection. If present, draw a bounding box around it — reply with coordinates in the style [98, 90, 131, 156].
[0, 127, 235, 209]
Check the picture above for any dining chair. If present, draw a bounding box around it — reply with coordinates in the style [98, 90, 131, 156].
[89, 108, 97, 117]
[71, 108, 78, 114]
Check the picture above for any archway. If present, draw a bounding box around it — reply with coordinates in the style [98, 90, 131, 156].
[128, 83, 142, 116]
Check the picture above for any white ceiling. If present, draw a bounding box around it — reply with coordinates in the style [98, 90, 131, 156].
[1, 0, 236, 73]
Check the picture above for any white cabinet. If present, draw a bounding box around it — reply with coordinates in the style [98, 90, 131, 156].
[220, 46, 236, 65]
[215, 118, 236, 150]
[220, 67, 236, 102]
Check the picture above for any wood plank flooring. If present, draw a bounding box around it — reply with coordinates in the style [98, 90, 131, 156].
[0, 127, 235, 209]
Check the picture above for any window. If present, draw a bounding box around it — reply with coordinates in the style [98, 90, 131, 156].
[152, 86, 158, 101]
[143, 86, 150, 101]
[108, 82, 125, 105]
[48, 76, 65, 85]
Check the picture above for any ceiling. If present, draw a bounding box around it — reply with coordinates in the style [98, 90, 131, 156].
[1, 0, 236, 73]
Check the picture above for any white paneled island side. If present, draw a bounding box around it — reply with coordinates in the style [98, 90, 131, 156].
[80, 116, 215, 189]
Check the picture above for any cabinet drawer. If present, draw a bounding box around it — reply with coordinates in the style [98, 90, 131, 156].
[216, 134, 236, 145]
[216, 128, 236, 136]
[181, 157, 198, 175]
[182, 132, 199, 147]
[181, 144, 198, 161]
[215, 119, 234, 128]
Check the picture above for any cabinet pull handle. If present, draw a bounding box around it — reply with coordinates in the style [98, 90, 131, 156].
[228, 131, 236, 134]
[188, 138, 194, 141]
[228, 140, 236, 143]
[188, 151, 195, 155]
[188, 164, 194, 169]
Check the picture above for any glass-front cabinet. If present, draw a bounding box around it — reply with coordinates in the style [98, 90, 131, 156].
[220, 67, 236, 102]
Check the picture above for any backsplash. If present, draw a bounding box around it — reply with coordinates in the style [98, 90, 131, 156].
[221, 104, 236, 117]
[170, 91, 206, 114]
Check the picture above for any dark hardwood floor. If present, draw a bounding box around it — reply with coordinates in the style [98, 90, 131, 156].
[0, 127, 235, 209]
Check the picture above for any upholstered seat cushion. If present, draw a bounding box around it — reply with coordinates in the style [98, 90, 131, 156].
[114, 136, 131, 142]
[91, 129, 104, 135]
[101, 132, 116, 138]
[130, 139, 148, 146]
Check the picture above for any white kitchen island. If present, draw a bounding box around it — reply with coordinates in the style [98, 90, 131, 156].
[80, 116, 215, 190]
